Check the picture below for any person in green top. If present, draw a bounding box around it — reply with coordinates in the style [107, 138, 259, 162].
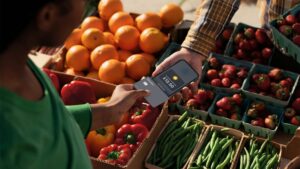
[0, 0, 149, 169]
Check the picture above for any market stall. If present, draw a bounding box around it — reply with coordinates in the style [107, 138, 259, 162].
[32, 1, 300, 168]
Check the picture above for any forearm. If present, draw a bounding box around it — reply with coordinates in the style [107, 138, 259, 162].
[90, 103, 118, 130]
[182, 0, 240, 57]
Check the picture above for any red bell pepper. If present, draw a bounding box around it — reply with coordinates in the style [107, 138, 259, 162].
[98, 144, 132, 166]
[129, 104, 160, 130]
[43, 68, 60, 92]
[60, 80, 97, 105]
[115, 124, 148, 152]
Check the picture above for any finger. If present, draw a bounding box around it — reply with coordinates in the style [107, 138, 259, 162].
[194, 78, 200, 87]
[152, 57, 174, 77]
[118, 84, 134, 90]
[129, 89, 150, 99]
[189, 82, 198, 94]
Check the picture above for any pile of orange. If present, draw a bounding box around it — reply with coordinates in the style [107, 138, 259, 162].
[63, 0, 183, 84]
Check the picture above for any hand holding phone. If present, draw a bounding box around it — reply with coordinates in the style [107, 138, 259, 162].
[134, 60, 199, 107]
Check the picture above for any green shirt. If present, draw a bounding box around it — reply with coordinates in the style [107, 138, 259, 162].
[0, 60, 93, 169]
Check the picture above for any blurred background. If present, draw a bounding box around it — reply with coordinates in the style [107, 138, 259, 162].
[122, 0, 261, 27]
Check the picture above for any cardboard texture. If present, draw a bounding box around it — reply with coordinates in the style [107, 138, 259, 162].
[187, 125, 246, 169]
[284, 156, 300, 169]
[145, 115, 207, 169]
[51, 70, 170, 169]
[282, 128, 300, 160]
[29, 52, 53, 68]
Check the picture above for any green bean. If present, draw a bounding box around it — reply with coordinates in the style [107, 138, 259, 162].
[210, 131, 217, 149]
[196, 154, 202, 166]
[265, 154, 278, 169]
[216, 146, 232, 169]
[244, 147, 250, 169]
[206, 137, 220, 167]
[258, 138, 268, 154]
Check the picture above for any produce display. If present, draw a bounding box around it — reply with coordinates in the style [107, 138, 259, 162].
[247, 67, 295, 101]
[245, 102, 279, 130]
[213, 93, 244, 120]
[228, 24, 273, 64]
[86, 125, 116, 157]
[237, 136, 280, 169]
[213, 24, 235, 54]
[129, 104, 160, 130]
[61, 0, 184, 84]
[43, 68, 60, 92]
[180, 87, 215, 111]
[98, 144, 133, 165]
[203, 56, 250, 89]
[189, 128, 240, 169]
[285, 98, 300, 126]
[38, 1, 300, 168]
[91, 103, 160, 165]
[274, 13, 300, 46]
[147, 112, 205, 169]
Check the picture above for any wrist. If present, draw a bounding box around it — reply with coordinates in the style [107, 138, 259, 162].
[90, 103, 119, 129]
[180, 47, 206, 62]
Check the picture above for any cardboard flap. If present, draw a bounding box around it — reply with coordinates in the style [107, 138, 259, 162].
[284, 156, 300, 169]
[74, 76, 116, 98]
[283, 127, 300, 159]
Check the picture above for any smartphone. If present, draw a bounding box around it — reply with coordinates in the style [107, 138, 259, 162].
[134, 60, 199, 107]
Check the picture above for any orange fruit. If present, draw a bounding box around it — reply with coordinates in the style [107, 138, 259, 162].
[64, 28, 82, 50]
[90, 44, 119, 69]
[66, 45, 90, 71]
[108, 12, 134, 33]
[81, 16, 105, 32]
[126, 54, 150, 80]
[64, 68, 85, 76]
[81, 28, 106, 50]
[139, 27, 166, 53]
[120, 77, 135, 84]
[135, 12, 162, 31]
[118, 50, 132, 62]
[86, 70, 99, 80]
[98, 59, 125, 84]
[98, 0, 123, 21]
[115, 25, 140, 51]
[103, 32, 116, 47]
[159, 3, 183, 28]
[139, 53, 156, 66]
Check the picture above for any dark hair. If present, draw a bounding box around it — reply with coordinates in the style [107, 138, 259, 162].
[0, 0, 70, 53]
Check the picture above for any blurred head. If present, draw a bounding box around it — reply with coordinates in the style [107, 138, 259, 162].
[0, 0, 85, 53]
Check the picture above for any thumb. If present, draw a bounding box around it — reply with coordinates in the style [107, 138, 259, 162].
[130, 89, 150, 99]
[152, 58, 173, 77]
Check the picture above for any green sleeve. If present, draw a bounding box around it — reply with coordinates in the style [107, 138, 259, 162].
[66, 103, 92, 137]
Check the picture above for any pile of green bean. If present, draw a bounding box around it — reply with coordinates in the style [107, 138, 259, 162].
[189, 128, 239, 169]
[148, 112, 205, 169]
[238, 136, 280, 169]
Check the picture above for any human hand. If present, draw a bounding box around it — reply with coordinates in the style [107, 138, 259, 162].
[152, 47, 206, 85]
[108, 84, 149, 116]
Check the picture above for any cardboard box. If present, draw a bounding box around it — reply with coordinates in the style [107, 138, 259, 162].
[187, 125, 246, 169]
[91, 105, 169, 169]
[145, 115, 207, 169]
[232, 136, 283, 169]
[284, 156, 300, 169]
[51, 70, 170, 169]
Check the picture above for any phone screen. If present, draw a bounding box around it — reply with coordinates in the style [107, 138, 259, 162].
[153, 69, 185, 96]
[134, 60, 198, 107]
